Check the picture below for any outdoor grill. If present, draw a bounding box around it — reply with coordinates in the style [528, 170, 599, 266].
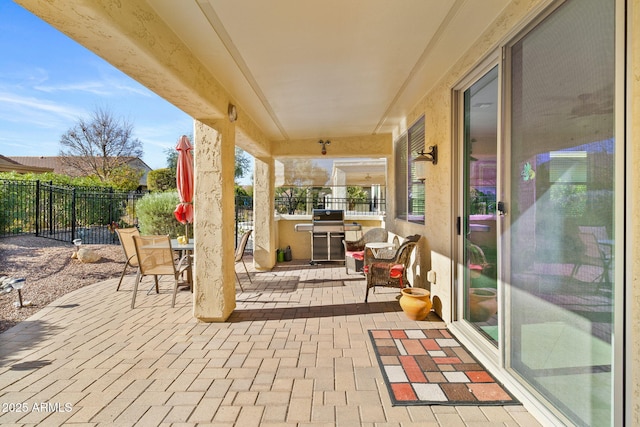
[295, 209, 361, 263]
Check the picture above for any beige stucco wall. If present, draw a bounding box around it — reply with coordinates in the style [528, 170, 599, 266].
[253, 157, 277, 270]
[276, 216, 384, 260]
[272, 135, 392, 158]
[630, 0, 639, 423]
[192, 120, 237, 321]
[389, 0, 549, 322]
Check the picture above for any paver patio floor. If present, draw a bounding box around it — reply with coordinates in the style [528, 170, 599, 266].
[0, 258, 542, 426]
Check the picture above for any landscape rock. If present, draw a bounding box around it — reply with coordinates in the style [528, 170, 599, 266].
[77, 248, 101, 263]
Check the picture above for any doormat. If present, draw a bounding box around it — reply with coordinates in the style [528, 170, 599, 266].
[369, 329, 519, 406]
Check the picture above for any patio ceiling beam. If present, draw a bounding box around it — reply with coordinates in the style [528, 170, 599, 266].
[271, 134, 392, 159]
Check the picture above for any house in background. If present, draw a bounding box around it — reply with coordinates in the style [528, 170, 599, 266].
[8, 156, 152, 189]
[0, 154, 53, 174]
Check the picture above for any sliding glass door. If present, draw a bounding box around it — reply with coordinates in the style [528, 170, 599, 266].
[461, 66, 499, 346]
[506, 0, 617, 425]
[456, 0, 620, 424]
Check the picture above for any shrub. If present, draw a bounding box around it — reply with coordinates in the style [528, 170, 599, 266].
[135, 191, 185, 237]
[147, 168, 176, 192]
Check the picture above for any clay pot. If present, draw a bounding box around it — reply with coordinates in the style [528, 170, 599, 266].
[399, 287, 432, 321]
[469, 288, 497, 322]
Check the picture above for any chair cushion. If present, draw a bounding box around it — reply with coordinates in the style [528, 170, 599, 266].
[469, 264, 484, 272]
[346, 250, 365, 261]
[364, 263, 404, 278]
[389, 264, 404, 278]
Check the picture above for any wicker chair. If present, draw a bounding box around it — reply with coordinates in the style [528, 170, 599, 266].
[363, 234, 420, 302]
[342, 228, 388, 274]
[467, 241, 493, 279]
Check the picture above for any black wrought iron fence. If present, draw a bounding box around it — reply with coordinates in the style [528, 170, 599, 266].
[0, 179, 37, 236]
[235, 195, 253, 252]
[274, 186, 386, 215]
[1, 179, 146, 244]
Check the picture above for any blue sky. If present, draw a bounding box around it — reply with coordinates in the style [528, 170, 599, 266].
[0, 1, 194, 170]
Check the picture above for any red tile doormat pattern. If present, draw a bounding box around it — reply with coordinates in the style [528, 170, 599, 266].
[369, 329, 519, 406]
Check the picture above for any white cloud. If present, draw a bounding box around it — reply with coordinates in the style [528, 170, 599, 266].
[0, 91, 84, 127]
[34, 81, 112, 96]
[0, 66, 49, 87]
[34, 77, 153, 98]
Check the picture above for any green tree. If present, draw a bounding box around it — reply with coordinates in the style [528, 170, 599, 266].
[59, 106, 144, 182]
[347, 186, 368, 210]
[235, 147, 251, 180]
[106, 165, 144, 191]
[163, 141, 251, 184]
[148, 168, 177, 191]
[0, 171, 108, 188]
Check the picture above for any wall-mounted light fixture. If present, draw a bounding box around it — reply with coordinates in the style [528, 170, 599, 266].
[318, 139, 330, 155]
[228, 103, 238, 122]
[414, 145, 437, 183]
[414, 145, 438, 165]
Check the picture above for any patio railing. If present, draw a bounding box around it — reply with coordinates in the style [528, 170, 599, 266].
[274, 185, 386, 216]
[1, 180, 383, 247]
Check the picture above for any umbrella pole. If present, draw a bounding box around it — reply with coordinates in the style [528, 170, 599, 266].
[185, 223, 189, 241]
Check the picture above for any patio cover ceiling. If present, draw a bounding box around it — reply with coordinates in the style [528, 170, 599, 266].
[15, 0, 511, 154]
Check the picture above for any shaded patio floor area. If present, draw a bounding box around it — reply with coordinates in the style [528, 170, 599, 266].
[0, 258, 541, 426]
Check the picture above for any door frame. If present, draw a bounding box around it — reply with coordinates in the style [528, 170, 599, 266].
[450, 51, 504, 366]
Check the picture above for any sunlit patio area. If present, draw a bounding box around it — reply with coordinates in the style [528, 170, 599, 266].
[0, 258, 541, 426]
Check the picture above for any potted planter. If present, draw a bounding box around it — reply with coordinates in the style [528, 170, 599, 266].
[399, 287, 432, 321]
[469, 288, 497, 322]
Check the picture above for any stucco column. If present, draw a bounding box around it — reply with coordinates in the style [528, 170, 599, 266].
[332, 168, 347, 210]
[253, 157, 276, 270]
[193, 119, 236, 322]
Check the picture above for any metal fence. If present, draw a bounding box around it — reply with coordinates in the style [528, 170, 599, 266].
[274, 186, 386, 216]
[1, 181, 382, 249]
[1, 180, 145, 244]
[235, 195, 253, 252]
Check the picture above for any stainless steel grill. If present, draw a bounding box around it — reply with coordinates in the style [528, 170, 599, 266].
[311, 209, 344, 262]
[294, 209, 361, 263]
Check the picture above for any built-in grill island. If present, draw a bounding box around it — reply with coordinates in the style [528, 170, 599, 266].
[294, 209, 361, 263]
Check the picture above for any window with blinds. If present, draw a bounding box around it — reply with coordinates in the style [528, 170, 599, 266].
[395, 116, 425, 224]
[395, 133, 408, 220]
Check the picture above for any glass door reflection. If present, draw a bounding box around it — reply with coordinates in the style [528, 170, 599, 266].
[462, 65, 499, 345]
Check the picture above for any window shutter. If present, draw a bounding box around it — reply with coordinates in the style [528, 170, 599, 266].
[395, 133, 408, 220]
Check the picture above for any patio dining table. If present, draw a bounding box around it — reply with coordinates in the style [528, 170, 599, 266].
[171, 238, 194, 289]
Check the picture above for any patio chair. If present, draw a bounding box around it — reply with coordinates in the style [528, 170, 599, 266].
[363, 234, 420, 302]
[235, 230, 253, 292]
[115, 227, 142, 291]
[571, 232, 612, 291]
[467, 241, 493, 280]
[342, 228, 388, 274]
[131, 235, 190, 308]
[578, 225, 612, 258]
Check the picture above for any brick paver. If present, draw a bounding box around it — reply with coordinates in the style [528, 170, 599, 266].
[0, 258, 541, 426]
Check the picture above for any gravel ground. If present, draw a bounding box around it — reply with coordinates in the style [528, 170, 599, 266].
[0, 235, 124, 334]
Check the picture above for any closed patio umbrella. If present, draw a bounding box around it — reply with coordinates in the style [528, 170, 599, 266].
[174, 135, 194, 239]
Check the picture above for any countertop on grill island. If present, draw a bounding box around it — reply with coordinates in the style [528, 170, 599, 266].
[294, 222, 362, 232]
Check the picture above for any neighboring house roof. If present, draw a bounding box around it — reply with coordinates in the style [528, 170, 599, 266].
[0, 154, 54, 174]
[7, 156, 152, 186]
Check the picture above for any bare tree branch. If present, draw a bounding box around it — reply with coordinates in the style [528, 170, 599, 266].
[59, 106, 143, 182]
